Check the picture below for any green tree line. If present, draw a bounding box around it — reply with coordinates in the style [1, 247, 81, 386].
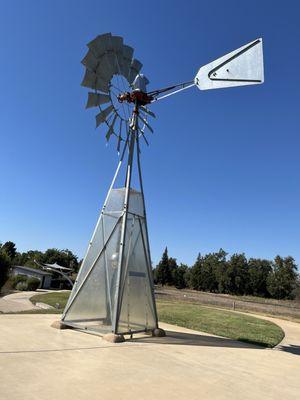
[1, 241, 299, 300]
[154, 247, 299, 300]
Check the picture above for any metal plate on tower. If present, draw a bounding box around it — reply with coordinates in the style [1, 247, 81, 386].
[195, 38, 264, 90]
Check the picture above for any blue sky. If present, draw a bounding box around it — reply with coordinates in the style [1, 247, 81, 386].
[0, 0, 299, 266]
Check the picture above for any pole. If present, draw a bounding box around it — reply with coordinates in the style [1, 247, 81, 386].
[112, 102, 139, 333]
[136, 134, 159, 328]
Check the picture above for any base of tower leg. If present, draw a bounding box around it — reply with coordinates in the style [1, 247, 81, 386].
[152, 327, 166, 337]
[103, 333, 125, 343]
[51, 320, 69, 330]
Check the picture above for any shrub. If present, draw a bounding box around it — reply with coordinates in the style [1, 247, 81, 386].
[0, 251, 11, 289]
[27, 277, 40, 291]
[10, 274, 27, 289]
[15, 281, 28, 291]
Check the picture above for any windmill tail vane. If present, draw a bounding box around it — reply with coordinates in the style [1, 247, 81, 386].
[59, 33, 264, 341]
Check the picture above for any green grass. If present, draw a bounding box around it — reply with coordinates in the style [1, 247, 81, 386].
[29, 292, 284, 347]
[31, 292, 69, 309]
[157, 300, 284, 347]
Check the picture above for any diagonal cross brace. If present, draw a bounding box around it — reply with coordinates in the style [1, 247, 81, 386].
[62, 214, 123, 320]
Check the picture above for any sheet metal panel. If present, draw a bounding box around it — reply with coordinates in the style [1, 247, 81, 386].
[195, 38, 264, 90]
[95, 105, 114, 127]
[86, 92, 110, 108]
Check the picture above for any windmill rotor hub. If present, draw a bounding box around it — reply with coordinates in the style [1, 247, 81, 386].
[117, 90, 153, 106]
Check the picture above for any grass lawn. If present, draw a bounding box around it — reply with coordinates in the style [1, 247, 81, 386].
[157, 300, 284, 347]
[30, 292, 284, 347]
[31, 292, 69, 309]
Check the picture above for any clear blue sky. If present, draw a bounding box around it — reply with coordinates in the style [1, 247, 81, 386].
[0, 0, 299, 266]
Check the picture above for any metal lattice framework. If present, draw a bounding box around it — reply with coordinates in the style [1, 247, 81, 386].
[61, 33, 264, 339]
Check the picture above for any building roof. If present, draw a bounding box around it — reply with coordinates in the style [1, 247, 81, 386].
[12, 265, 52, 276]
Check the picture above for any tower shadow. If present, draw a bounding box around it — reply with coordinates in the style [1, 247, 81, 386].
[277, 344, 300, 356]
[130, 330, 264, 349]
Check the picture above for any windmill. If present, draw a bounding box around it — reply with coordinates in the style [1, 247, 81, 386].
[56, 34, 264, 342]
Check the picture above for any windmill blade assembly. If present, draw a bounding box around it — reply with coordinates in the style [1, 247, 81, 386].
[80, 33, 154, 153]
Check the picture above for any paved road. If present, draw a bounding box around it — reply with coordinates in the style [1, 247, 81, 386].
[0, 314, 299, 400]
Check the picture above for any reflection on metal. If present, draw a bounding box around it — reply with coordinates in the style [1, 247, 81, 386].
[132, 74, 149, 92]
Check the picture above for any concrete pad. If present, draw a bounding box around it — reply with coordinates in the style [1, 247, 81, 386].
[0, 314, 299, 400]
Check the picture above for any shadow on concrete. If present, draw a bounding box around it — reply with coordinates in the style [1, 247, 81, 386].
[278, 344, 300, 356]
[0, 342, 146, 354]
[130, 330, 262, 349]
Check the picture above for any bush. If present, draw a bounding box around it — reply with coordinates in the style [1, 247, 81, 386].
[9, 275, 40, 291]
[0, 251, 11, 289]
[10, 274, 27, 289]
[15, 281, 28, 291]
[27, 277, 40, 291]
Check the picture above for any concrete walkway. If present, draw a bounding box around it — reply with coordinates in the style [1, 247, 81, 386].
[0, 314, 299, 400]
[0, 291, 41, 312]
[0, 290, 68, 313]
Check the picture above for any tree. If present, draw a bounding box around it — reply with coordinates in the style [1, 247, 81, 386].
[190, 249, 227, 293]
[209, 249, 227, 293]
[13, 250, 44, 268]
[154, 247, 172, 286]
[43, 248, 78, 270]
[1, 241, 17, 260]
[168, 257, 178, 286]
[13, 248, 79, 271]
[190, 253, 203, 291]
[248, 258, 272, 297]
[267, 256, 298, 299]
[223, 253, 248, 295]
[173, 264, 188, 289]
[292, 274, 300, 301]
[0, 249, 11, 289]
[200, 253, 219, 292]
[183, 267, 192, 288]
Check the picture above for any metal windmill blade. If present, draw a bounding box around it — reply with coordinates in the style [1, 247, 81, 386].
[95, 104, 114, 127]
[85, 92, 110, 108]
